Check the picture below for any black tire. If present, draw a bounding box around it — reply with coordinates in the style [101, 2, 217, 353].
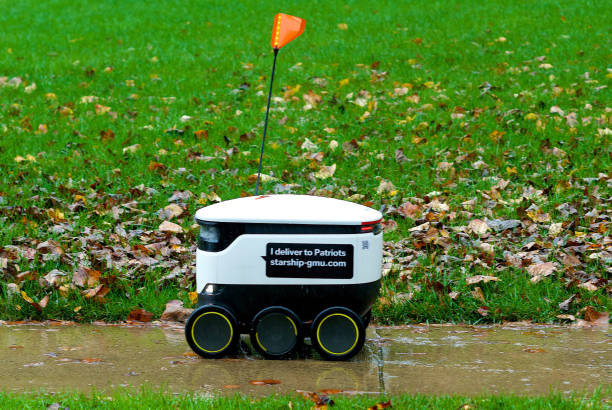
[250, 306, 301, 359]
[185, 305, 239, 359]
[311, 306, 365, 361]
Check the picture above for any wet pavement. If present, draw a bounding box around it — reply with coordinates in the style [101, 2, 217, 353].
[0, 323, 609, 396]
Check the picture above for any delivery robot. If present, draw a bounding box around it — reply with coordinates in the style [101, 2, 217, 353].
[185, 194, 383, 360]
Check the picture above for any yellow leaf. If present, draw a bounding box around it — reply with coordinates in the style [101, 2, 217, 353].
[74, 306, 82, 312]
[45, 93, 57, 101]
[188, 292, 198, 306]
[14, 155, 25, 163]
[21, 291, 34, 304]
[337, 23, 348, 30]
[339, 78, 349, 87]
[525, 113, 538, 120]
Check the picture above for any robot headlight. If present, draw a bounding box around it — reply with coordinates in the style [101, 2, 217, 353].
[199, 223, 220, 243]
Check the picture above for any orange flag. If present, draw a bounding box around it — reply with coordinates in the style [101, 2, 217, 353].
[270, 13, 305, 50]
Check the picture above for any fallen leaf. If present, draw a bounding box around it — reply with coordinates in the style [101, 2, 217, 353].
[523, 348, 546, 353]
[79, 358, 102, 363]
[467, 219, 489, 235]
[578, 281, 599, 292]
[561, 253, 581, 267]
[584, 306, 609, 326]
[398, 202, 421, 219]
[367, 400, 392, 410]
[249, 379, 281, 385]
[472, 286, 485, 301]
[526, 262, 556, 283]
[477, 306, 489, 316]
[159, 220, 183, 234]
[127, 308, 153, 322]
[376, 180, 396, 195]
[466, 275, 500, 285]
[122, 144, 141, 154]
[558, 294, 575, 311]
[487, 219, 520, 232]
[314, 164, 336, 179]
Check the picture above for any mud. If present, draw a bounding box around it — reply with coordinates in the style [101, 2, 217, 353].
[0, 323, 609, 395]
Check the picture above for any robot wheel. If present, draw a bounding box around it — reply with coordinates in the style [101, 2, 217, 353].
[250, 306, 302, 359]
[185, 305, 239, 359]
[311, 306, 365, 361]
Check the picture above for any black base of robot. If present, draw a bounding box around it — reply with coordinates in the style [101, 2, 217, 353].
[185, 281, 379, 360]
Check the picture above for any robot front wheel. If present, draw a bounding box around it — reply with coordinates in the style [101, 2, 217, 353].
[185, 305, 240, 358]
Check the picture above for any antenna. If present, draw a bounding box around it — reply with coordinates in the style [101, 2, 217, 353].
[255, 13, 306, 195]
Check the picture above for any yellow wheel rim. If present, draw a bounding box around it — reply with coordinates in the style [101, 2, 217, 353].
[191, 311, 233, 354]
[255, 314, 298, 353]
[316, 313, 359, 356]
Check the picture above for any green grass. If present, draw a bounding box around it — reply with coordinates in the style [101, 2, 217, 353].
[0, 389, 608, 410]
[0, 0, 610, 323]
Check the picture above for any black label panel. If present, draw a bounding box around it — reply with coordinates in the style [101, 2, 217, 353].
[263, 243, 354, 279]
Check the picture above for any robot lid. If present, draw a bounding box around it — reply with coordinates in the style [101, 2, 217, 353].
[195, 194, 382, 225]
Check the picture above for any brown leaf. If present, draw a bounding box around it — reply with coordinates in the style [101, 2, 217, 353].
[584, 306, 609, 326]
[523, 348, 546, 353]
[36, 240, 64, 255]
[561, 253, 581, 267]
[526, 262, 557, 283]
[194, 130, 209, 140]
[79, 358, 102, 363]
[148, 161, 166, 172]
[382, 219, 398, 232]
[472, 287, 485, 301]
[223, 384, 240, 389]
[558, 294, 575, 311]
[127, 308, 153, 322]
[39, 295, 49, 309]
[477, 306, 489, 316]
[465, 275, 500, 285]
[100, 129, 114, 141]
[249, 379, 281, 385]
[398, 202, 421, 219]
[73, 267, 101, 288]
[159, 220, 183, 234]
[467, 219, 489, 236]
[367, 400, 393, 410]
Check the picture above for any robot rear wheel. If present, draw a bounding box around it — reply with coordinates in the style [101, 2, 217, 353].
[185, 305, 239, 358]
[311, 306, 365, 361]
[250, 306, 301, 359]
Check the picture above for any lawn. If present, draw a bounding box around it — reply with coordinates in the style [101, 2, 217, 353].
[0, 389, 609, 410]
[0, 0, 610, 324]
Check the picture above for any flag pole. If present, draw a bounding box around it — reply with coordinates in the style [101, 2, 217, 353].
[255, 48, 279, 195]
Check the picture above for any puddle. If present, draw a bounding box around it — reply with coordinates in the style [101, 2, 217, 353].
[0, 323, 609, 395]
